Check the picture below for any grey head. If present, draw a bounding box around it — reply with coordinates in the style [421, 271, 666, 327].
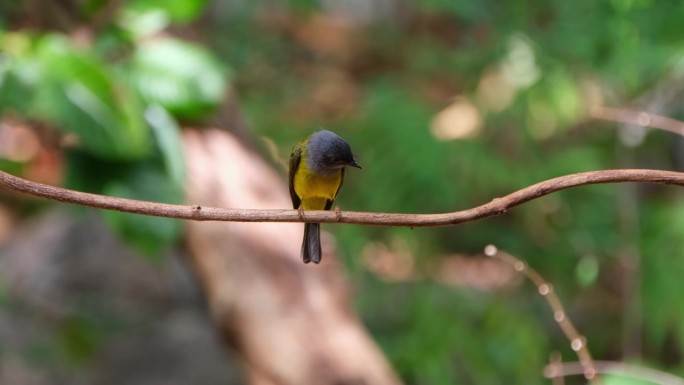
[306, 130, 361, 174]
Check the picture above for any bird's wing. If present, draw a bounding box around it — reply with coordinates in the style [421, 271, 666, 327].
[289, 144, 302, 209]
[325, 168, 345, 210]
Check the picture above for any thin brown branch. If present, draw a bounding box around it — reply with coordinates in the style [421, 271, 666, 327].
[1, 169, 684, 227]
[591, 106, 684, 136]
[549, 352, 565, 385]
[545, 361, 684, 385]
[485, 246, 601, 384]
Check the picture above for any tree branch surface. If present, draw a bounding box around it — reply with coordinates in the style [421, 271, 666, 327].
[1, 169, 683, 227]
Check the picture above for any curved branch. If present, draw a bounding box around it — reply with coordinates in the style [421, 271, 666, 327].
[486, 246, 599, 382]
[1, 169, 683, 227]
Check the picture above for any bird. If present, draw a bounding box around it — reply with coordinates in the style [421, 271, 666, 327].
[289, 130, 361, 264]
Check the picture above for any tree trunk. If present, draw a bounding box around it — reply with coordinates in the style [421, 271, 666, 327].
[182, 128, 402, 385]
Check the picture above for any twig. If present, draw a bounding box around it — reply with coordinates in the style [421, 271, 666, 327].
[484, 245, 600, 383]
[549, 352, 565, 385]
[1, 169, 684, 226]
[545, 361, 684, 385]
[591, 106, 684, 136]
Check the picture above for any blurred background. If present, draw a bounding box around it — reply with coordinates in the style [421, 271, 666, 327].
[2, 1, 684, 384]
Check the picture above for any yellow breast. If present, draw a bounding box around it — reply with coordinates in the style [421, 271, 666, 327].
[294, 162, 342, 210]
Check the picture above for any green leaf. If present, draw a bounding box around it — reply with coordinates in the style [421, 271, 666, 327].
[129, 37, 228, 120]
[145, 105, 185, 188]
[602, 373, 656, 385]
[0, 33, 42, 116]
[118, 8, 170, 38]
[32, 35, 151, 160]
[125, 0, 209, 24]
[575, 254, 600, 287]
[0, 158, 26, 175]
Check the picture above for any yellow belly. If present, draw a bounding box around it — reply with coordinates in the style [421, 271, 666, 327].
[294, 168, 342, 210]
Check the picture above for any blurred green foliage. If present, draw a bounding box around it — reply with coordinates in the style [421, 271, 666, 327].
[0, 1, 229, 256]
[3, 1, 684, 384]
[213, 1, 684, 384]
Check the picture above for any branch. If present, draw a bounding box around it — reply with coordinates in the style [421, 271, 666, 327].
[486, 246, 600, 383]
[591, 106, 684, 136]
[1, 169, 684, 227]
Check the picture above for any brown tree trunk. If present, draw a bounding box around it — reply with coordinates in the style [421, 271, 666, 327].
[182, 127, 402, 385]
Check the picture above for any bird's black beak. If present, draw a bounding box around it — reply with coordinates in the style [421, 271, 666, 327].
[349, 159, 362, 169]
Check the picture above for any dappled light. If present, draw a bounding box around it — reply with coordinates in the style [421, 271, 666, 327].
[430, 97, 482, 141]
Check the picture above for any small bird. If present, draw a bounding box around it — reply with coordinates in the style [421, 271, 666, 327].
[289, 130, 361, 264]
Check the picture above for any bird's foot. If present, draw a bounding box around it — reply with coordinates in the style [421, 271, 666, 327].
[334, 205, 342, 221]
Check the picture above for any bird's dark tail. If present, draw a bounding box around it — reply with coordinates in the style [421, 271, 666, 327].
[301, 223, 322, 264]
